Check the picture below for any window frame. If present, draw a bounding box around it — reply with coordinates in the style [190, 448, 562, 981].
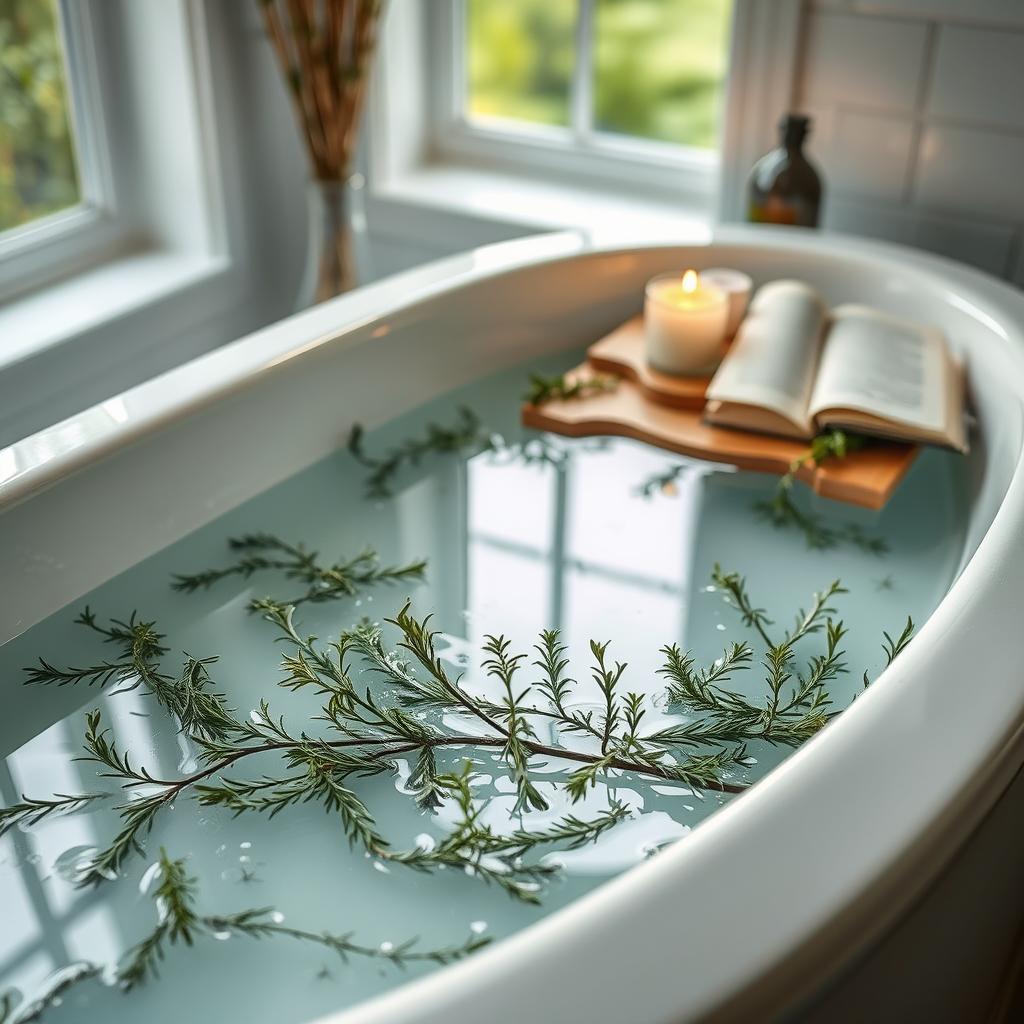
[0, 0, 125, 301]
[426, 0, 726, 205]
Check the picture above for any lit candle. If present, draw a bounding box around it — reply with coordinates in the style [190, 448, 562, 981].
[644, 270, 729, 377]
[700, 267, 753, 340]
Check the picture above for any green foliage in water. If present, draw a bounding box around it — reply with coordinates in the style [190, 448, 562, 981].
[5, 526, 915, 1020]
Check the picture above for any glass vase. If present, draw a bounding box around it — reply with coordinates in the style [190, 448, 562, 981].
[294, 175, 371, 311]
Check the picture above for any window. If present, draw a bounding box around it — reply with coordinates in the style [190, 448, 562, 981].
[0, 0, 81, 233]
[0, 0, 120, 303]
[430, 0, 735, 202]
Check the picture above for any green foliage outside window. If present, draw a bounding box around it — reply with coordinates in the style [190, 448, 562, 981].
[594, 0, 733, 148]
[467, 0, 576, 127]
[467, 0, 733, 150]
[0, 0, 80, 232]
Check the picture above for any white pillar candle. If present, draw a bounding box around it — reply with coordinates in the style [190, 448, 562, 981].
[644, 270, 729, 377]
[701, 267, 753, 340]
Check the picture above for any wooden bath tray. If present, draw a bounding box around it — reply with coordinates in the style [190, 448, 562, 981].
[523, 319, 919, 510]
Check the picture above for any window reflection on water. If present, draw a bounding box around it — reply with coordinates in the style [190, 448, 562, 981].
[1, 690, 167, 1007]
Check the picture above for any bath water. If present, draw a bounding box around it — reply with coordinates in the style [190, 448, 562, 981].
[0, 353, 966, 1024]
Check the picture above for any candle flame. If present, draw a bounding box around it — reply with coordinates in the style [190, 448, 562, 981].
[682, 269, 698, 293]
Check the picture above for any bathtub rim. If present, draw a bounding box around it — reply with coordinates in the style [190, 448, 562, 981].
[4, 227, 1024, 1022]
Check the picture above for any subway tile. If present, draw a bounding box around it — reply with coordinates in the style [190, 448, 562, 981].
[800, 12, 929, 112]
[814, 1, 1024, 29]
[928, 26, 1024, 130]
[916, 125, 1024, 219]
[823, 196, 1015, 277]
[819, 110, 914, 201]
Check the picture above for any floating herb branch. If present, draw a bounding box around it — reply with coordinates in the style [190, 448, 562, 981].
[115, 849, 487, 991]
[10, 567, 913, 909]
[173, 535, 426, 606]
[754, 431, 888, 553]
[0, 964, 101, 1024]
[23, 611, 237, 740]
[348, 406, 491, 498]
[523, 371, 618, 405]
[636, 462, 691, 498]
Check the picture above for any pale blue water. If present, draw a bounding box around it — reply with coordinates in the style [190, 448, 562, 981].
[0, 355, 966, 1024]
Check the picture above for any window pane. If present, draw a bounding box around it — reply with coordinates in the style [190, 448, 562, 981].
[594, 0, 733, 149]
[0, 0, 80, 232]
[466, 0, 575, 128]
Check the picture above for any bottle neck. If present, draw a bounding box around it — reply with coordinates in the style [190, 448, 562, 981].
[781, 133, 806, 155]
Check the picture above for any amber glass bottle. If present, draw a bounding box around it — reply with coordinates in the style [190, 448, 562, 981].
[747, 114, 823, 228]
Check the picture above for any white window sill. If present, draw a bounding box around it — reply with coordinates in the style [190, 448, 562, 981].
[0, 246, 231, 373]
[367, 164, 715, 248]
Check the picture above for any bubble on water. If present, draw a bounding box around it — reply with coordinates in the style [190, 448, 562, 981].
[684, 805, 695, 812]
[216, 844, 227, 855]
[212, 930, 232, 941]
[379, 941, 394, 953]
[704, 585, 717, 593]
[716, 623, 726, 631]
[366, 595, 373, 603]
[176, 732, 199, 774]
[373, 861, 390, 874]
[469, 920, 487, 935]
[54, 846, 112, 884]
[138, 861, 162, 894]
[463, 865, 476, 877]
[414, 833, 435, 852]
[239, 855, 251, 864]
[355, 600, 362, 608]
[271, 911, 285, 924]
[240, 841, 252, 850]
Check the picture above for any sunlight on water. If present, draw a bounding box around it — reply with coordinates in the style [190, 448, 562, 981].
[0, 354, 966, 1023]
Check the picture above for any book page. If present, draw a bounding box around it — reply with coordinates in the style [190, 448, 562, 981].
[705, 280, 827, 434]
[808, 306, 948, 432]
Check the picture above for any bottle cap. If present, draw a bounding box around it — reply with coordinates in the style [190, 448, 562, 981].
[779, 113, 811, 146]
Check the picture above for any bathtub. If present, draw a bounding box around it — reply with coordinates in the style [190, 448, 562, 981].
[3, 226, 1024, 1022]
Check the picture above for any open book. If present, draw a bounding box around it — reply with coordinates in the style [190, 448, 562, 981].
[704, 280, 968, 452]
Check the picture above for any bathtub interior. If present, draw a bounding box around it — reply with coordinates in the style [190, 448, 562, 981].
[2, 235, 1024, 1024]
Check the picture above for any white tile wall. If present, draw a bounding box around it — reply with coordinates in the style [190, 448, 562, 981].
[798, 3, 1024, 286]
[916, 126, 1024, 219]
[928, 27, 1024, 130]
[813, 1, 1024, 29]
[801, 12, 929, 112]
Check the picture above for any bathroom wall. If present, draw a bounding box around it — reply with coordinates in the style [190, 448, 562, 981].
[798, 0, 1024, 283]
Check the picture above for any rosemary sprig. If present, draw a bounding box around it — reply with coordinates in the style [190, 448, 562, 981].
[753, 430, 888, 553]
[117, 849, 487, 991]
[0, 964, 101, 1024]
[24, 608, 167, 691]
[523, 371, 618, 405]
[12, 568, 914, 906]
[348, 406, 491, 498]
[635, 462, 690, 498]
[23, 611, 237, 740]
[0, 792, 106, 838]
[172, 535, 426, 607]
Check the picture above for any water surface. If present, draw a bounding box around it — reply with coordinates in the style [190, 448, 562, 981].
[0, 354, 966, 1023]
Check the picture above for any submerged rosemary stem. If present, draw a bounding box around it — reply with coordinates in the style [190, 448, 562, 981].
[147, 733, 747, 797]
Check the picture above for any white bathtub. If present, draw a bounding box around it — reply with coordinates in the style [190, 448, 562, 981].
[3, 226, 1024, 1023]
